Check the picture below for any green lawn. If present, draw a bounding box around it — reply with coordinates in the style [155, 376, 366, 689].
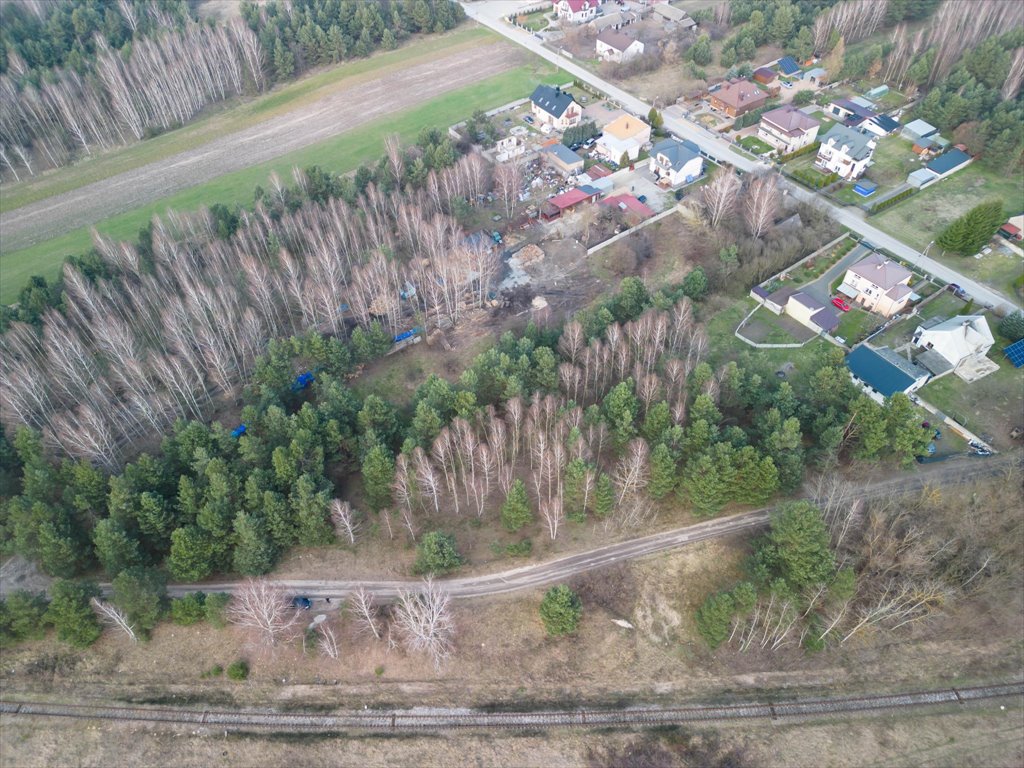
[705, 297, 826, 367]
[872, 292, 968, 348]
[863, 136, 918, 189]
[871, 162, 1023, 253]
[738, 135, 773, 155]
[516, 9, 551, 31]
[0, 26, 494, 215]
[0, 63, 565, 302]
[834, 306, 876, 345]
[918, 324, 1024, 449]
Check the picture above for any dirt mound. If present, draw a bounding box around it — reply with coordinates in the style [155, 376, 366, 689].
[517, 244, 545, 265]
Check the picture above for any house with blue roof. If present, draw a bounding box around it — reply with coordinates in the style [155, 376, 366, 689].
[649, 137, 704, 186]
[530, 85, 582, 130]
[543, 142, 585, 177]
[925, 148, 972, 179]
[846, 345, 931, 403]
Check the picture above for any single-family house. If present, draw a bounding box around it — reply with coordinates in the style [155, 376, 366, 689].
[802, 66, 827, 84]
[900, 118, 937, 143]
[543, 143, 585, 177]
[925, 148, 972, 179]
[776, 56, 801, 76]
[494, 135, 526, 163]
[907, 168, 939, 188]
[827, 98, 877, 127]
[757, 105, 820, 154]
[590, 10, 638, 33]
[913, 315, 995, 380]
[863, 113, 899, 137]
[846, 345, 931, 403]
[839, 252, 914, 317]
[816, 124, 876, 180]
[601, 193, 656, 224]
[786, 292, 840, 334]
[595, 113, 651, 163]
[596, 30, 645, 63]
[553, 0, 597, 24]
[540, 186, 600, 221]
[648, 137, 704, 186]
[530, 85, 582, 130]
[709, 79, 768, 118]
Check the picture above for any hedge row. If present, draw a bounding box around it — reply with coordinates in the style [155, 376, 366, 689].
[789, 167, 839, 189]
[868, 187, 918, 215]
[778, 141, 821, 163]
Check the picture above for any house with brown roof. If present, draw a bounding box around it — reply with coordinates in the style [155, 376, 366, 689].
[595, 29, 645, 63]
[839, 253, 914, 317]
[709, 79, 768, 118]
[757, 105, 820, 154]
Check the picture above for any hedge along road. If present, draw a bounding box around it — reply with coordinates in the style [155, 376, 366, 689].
[163, 455, 1019, 600]
[0, 34, 524, 256]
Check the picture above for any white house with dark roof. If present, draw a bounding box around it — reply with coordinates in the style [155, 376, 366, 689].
[553, 0, 597, 24]
[596, 29, 645, 62]
[913, 315, 997, 381]
[786, 292, 840, 334]
[816, 124, 876, 180]
[648, 137, 703, 186]
[757, 105, 820, 154]
[530, 85, 582, 130]
[839, 253, 914, 317]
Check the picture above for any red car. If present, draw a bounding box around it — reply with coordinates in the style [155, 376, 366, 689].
[831, 297, 851, 312]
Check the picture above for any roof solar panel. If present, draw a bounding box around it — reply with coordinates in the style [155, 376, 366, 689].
[1004, 339, 1024, 368]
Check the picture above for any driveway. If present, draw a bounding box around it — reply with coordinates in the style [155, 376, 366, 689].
[802, 242, 871, 305]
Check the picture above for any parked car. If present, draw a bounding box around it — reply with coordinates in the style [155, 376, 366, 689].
[781, 80, 793, 88]
[637, 194, 648, 204]
[831, 297, 851, 312]
[292, 597, 312, 610]
[523, 115, 534, 125]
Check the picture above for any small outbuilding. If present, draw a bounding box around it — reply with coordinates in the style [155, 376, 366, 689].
[925, 148, 972, 179]
[901, 118, 937, 143]
[777, 56, 801, 76]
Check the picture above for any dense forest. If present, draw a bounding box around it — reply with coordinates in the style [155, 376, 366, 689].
[0, 0, 463, 180]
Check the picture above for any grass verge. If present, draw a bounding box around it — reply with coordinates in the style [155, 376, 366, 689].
[0, 63, 564, 302]
[0, 26, 495, 214]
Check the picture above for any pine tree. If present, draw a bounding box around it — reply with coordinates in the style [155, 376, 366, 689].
[648, 443, 678, 500]
[232, 512, 277, 576]
[361, 445, 395, 511]
[680, 453, 725, 516]
[594, 473, 615, 518]
[564, 459, 589, 522]
[501, 479, 532, 532]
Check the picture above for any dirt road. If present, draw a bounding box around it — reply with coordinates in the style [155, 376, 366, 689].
[165, 455, 1018, 600]
[0, 40, 523, 253]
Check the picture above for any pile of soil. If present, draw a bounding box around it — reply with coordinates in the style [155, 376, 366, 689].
[517, 244, 545, 265]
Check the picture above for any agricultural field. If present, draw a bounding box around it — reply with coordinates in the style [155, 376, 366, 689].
[0, 62, 565, 301]
[0, 27, 499, 215]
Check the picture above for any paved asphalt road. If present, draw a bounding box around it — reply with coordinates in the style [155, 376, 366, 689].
[166, 455, 1018, 600]
[462, 1, 1020, 313]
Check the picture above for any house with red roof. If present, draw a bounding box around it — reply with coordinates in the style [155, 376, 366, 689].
[553, 0, 597, 24]
[601, 194, 656, 224]
[540, 186, 600, 221]
[709, 79, 767, 118]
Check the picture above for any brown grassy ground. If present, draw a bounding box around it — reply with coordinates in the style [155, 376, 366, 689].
[1, 699, 1020, 768]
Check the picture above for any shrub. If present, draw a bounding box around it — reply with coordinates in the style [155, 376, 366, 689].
[0, 591, 49, 646]
[539, 585, 582, 636]
[204, 592, 231, 628]
[202, 664, 224, 678]
[227, 660, 249, 681]
[171, 592, 207, 626]
[778, 141, 820, 163]
[694, 591, 735, 649]
[506, 539, 533, 558]
[414, 531, 462, 574]
[998, 311, 1024, 342]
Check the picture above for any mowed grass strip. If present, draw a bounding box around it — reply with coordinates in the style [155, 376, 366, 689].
[0, 64, 564, 302]
[0, 26, 494, 214]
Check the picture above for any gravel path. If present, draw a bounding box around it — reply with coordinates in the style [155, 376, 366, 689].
[0, 41, 523, 252]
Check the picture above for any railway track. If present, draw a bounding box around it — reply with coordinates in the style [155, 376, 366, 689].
[2, 681, 1021, 732]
